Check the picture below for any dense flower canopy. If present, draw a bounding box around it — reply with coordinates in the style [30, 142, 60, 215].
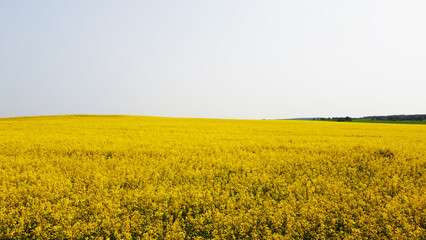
[1, 115, 425, 239]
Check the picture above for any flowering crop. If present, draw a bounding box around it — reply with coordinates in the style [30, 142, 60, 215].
[0, 115, 425, 239]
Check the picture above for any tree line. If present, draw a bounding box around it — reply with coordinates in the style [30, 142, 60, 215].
[315, 114, 426, 122]
[363, 114, 426, 121]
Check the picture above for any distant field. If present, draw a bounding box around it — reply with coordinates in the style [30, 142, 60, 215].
[1, 116, 425, 239]
[319, 119, 426, 124]
[352, 119, 426, 124]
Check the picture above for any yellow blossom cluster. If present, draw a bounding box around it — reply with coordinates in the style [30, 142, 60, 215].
[0, 115, 425, 239]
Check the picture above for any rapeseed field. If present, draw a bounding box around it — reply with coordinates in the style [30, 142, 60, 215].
[0, 115, 425, 239]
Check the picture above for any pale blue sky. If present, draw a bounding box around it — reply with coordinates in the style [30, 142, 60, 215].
[1, 1, 425, 119]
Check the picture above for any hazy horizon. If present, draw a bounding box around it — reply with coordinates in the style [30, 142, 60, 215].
[1, 1, 425, 119]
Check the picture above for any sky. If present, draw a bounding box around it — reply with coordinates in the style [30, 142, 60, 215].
[1, 1, 425, 119]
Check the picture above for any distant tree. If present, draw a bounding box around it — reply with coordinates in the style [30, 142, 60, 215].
[335, 117, 352, 122]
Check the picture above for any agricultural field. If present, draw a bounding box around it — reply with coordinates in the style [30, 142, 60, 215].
[351, 119, 426, 125]
[0, 115, 425, 239]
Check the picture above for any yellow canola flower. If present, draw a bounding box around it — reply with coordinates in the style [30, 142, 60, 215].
[0, 115, 425, 239]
